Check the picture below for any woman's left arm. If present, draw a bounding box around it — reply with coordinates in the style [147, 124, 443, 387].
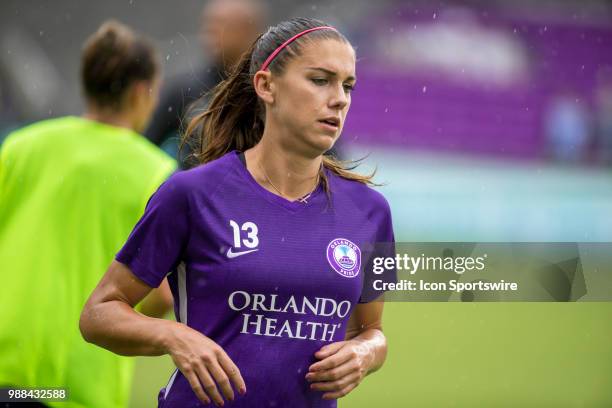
[306, 301, 387, 399]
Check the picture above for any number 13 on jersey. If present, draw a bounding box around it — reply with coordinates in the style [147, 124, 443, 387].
[229, 220, 259, 249]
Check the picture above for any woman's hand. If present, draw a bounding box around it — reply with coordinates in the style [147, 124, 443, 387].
[164, 322, 246, 406]
[305, 339, 375, 400]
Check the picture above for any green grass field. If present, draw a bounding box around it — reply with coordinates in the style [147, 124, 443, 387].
[130, 148, 612, 407]
[130, 303, 612, 407]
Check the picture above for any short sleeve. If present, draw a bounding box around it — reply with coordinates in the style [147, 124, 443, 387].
[116, 172, 190, 288]
[359, 196, 397, 303]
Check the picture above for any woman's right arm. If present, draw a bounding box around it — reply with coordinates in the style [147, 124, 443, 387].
[80, 260, 246, 406]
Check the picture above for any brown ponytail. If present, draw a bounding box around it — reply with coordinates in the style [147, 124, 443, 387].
[182, 17, 377, 187]
[183, 38, 264, 166]
[81, 20, 159, 111]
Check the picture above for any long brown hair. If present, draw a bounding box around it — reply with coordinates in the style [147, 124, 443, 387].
[183, 17, 376, 188]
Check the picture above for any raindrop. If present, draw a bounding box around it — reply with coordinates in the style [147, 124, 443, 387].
[422, 86, 427, 93]
[433, 12, 437, 19]
[384, 107, 389, 113]
[166, 54, 170, 61]
[167, 106, 173, 112]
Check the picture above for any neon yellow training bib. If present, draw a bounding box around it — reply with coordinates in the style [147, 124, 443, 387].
[0, 116, 176, 408]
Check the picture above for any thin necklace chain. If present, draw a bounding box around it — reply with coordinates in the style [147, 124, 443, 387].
[258, 161, 321, 203]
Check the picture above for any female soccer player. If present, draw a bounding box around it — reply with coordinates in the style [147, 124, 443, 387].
[0, 21, 175, 408]
[80, 17, 395, 407]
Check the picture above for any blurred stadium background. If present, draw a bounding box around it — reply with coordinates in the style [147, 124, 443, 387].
[2, 0, 612, 406]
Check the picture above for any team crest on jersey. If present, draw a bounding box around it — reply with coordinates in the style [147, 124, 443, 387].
[326, 238, 361, 278]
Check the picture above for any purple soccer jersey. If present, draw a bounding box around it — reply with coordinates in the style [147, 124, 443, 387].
[116, 151, 395, 407]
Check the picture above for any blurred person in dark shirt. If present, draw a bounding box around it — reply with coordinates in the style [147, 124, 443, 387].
[146, 0, 267, 167]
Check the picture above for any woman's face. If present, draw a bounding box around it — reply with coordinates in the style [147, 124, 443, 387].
[269, 38, 356, 155]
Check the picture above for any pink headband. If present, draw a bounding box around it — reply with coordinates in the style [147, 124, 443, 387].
[259, 26, 337, 71]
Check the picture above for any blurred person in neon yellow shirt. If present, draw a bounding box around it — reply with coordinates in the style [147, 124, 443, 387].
[0, 20, 176, 407]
